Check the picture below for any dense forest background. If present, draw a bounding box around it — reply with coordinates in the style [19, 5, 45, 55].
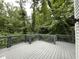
[0, 0, 74, 36]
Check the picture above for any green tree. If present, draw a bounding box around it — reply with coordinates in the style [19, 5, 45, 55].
[16, 0, 28, 34]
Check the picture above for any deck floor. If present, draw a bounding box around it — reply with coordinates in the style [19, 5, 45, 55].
[0, 41, 75, 59]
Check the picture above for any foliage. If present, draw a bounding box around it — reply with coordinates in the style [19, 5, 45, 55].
[0, 0, 75, 48]
[0, 0, 74, 35]
[34, 0, 74, 34]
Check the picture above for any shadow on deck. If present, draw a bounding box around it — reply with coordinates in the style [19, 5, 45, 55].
[0, 41, 75, 59]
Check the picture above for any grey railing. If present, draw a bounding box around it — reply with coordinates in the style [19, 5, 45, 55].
[0, 34, 73, 48]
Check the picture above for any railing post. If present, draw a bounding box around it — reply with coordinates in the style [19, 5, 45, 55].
[24, 34, 27, 42]
[28, 36, 32, 44]
[53, 35, 57, 44]
[7, 36, 12, 48]
[39, 34, 42, 40]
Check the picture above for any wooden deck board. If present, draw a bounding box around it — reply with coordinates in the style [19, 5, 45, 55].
[0, 41, 75, 59]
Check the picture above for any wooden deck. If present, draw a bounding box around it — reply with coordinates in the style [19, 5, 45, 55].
[0, 41, 75, 59]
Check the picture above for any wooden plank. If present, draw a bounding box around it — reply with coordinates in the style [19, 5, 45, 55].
[0, 41, 75, 59]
